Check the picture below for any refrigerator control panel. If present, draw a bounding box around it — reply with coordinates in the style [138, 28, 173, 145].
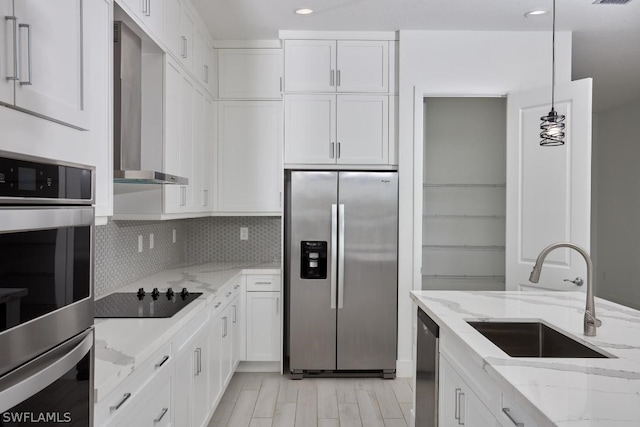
[300, 241, 327, 279]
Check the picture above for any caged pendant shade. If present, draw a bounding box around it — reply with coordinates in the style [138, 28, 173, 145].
[540, 0, 566, 146]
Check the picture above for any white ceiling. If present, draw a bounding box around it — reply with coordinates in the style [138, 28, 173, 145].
[192, 0, 640, 113]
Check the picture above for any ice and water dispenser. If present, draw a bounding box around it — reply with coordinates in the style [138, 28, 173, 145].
[300, 241, 327, 279]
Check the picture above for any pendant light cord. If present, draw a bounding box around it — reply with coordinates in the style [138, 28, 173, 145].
[551, 0, 556, 110]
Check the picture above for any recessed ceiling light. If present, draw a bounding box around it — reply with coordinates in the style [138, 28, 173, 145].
[295, 8, 314, 15]
[524, 9, 548, 17]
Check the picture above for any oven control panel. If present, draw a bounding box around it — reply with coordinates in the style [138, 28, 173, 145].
[0, 154, 92, 203]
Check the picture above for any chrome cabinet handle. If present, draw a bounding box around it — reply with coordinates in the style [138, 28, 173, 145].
[330, 204, 337, 309]
[337, 69, 341, 87]
[279, 76, 282, 92]
[502, 408, 525, 427]
[330, 142, 335, 159]
[147, 0, 152, 16]
[337, 204, 345, 309]
[214, 302, 221, 308]
[110, 393, 132, 412]
[204, 64, 209, 83]
[181, 36, 186, 58]
[19, 23, 32, 85]
[223, 316, 228, 337]
[194, 348, 202, 375]
[155, 355, 170, 368]
[564, 277, 584, 287]
[454, 388, 461, 421]
[203, 189, 208, 207]
[337, 142, 341, 159]
[232, 305, 237, 323]
[141, 0, 148, 15]
[254, 281, 271, 285]
[458, 392, 465, 425]
[154, 407, 168, 423]
[330, 69, 335, 87]
[5, 16, 18, 81]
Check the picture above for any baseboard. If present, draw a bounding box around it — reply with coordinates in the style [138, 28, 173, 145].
[236, 361, 281, 373]
[396, 359, 413, 378]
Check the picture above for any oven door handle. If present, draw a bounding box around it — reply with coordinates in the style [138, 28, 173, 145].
[0, 207, 94, 232]
[0, 328, 93, 413]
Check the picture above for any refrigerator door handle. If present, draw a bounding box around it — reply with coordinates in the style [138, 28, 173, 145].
[338, 203, 345, 309]
[330, 204, 338, 309]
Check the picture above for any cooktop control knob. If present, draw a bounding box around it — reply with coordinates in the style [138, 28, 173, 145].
[151, 288, 160, 300]
[137, 288, 146, 300]
[166, 288, 175, 299]
[180, 288, 189, 299]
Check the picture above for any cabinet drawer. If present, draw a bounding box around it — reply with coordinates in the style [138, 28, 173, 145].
[116, 371, 172, 427]
[95, 341, 172, 425]
[246, 274, 281, 291]
[498, 393, 543, 427]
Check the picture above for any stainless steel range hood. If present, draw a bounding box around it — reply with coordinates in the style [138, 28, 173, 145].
[113, 21, 187, 185]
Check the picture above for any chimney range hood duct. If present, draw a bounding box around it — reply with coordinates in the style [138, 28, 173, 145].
[113, 21, 187, 185]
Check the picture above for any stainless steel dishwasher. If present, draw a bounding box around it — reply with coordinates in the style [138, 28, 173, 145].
[416, 307, 439, 427]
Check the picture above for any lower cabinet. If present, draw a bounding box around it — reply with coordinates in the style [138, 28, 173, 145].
[174, 321, 211, 427]
[116, 373, 172, 427]
[246, 291, 281, 361]
[439, 356, 496, 427]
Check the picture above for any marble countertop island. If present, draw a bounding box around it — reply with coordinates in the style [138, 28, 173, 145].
[410, 291, 640, 426]
[94, 262, 280, 402]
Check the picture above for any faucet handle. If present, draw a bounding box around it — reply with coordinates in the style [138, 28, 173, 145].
[563, 277, 584, 287]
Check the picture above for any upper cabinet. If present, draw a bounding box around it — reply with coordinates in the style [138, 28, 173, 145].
[178, 6, 194, 70]
[284, 40, 389, 93]
[0, 0, 89, 129]
[119, 0, 164, 37]
[218, 49, 282, 99]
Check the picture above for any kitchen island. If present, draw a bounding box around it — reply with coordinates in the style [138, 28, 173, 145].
[411, 291, 640, 426]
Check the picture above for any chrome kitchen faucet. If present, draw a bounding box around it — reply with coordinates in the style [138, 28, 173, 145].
[529, 242, 602, 336]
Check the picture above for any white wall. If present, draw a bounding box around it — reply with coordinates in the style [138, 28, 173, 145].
[594, 98, 640, 309]
[395, 30, 572, 376]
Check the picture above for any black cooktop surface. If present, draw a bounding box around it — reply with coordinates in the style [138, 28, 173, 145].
[95, 290, 203, 318]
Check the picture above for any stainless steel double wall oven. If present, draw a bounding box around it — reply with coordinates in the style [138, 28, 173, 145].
[0, 152, 95, 426]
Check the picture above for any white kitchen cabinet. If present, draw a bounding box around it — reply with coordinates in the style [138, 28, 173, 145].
[163, 0, 181, 56]
[284, 94, 389, 165]
[439, 356, 496, 427]
[284, 40, 388, 93]
[231, 295, 241, 369]
[193, 28, 214, 92]
[178, 6, 194, 70]
[220, 302, 234, 385]
[217, 101, 283, 214]
[174, 322, 210, 427]
[218, 49, 283, 99]
[246, 291, 281, 362]
[0, 0, 89, 129]
[96, 342, 173, 427]
[119, 0, 164, 37]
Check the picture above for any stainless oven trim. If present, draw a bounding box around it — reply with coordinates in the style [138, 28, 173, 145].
[0, 149, 95, 205]
[0, 206, 94, 376]
[0, 328, 94, 416]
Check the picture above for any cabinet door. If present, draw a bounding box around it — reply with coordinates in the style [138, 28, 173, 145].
[231, 296, 241, 369]
[0, 0, 15, 104]
[337, 95, 388, 164]
[439, 356, 495, 427]
[163, 0, 181, 57]
[284, 94, 336, 165]
[174, 327, 209, 427]
[13, 0, 88, 129]
[284, 40, 336, 92]
[179, 6, 193, 70]
[191, 85, 205, 212]
[201, 96, 214, 211]
[217, 101, 283, 213]
[336, 41, 388, 93]
[220, 307, 233, 386]
[246, 291, 280, 362]
[192, 331, 210, 427]
[209, 313, 223, 409]
[218, 49, 283, 99]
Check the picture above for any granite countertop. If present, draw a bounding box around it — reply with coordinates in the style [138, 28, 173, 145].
[410, 291, 640, 426]
[94, 262, 280, 402]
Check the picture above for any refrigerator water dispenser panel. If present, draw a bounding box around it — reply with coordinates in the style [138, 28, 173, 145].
[300, 241, 327, 279]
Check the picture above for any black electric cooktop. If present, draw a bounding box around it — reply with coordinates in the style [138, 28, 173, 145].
[95, 288, 203, 318]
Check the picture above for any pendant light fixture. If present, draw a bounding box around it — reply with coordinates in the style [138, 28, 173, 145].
[540, 0, 566, 146]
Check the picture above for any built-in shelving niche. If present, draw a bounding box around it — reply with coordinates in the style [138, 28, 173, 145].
[421, 97, 507, 291]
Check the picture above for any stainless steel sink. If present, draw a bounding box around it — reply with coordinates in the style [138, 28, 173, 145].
[467, 321, 610, 358]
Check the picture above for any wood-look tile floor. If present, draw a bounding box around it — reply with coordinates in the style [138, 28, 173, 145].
[207, 372, 414, 427]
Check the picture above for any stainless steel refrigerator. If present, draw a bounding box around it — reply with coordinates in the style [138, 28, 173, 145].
[286, 171, 398, 378]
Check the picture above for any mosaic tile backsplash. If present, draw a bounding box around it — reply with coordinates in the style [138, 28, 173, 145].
[95, 217, 281, 297]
